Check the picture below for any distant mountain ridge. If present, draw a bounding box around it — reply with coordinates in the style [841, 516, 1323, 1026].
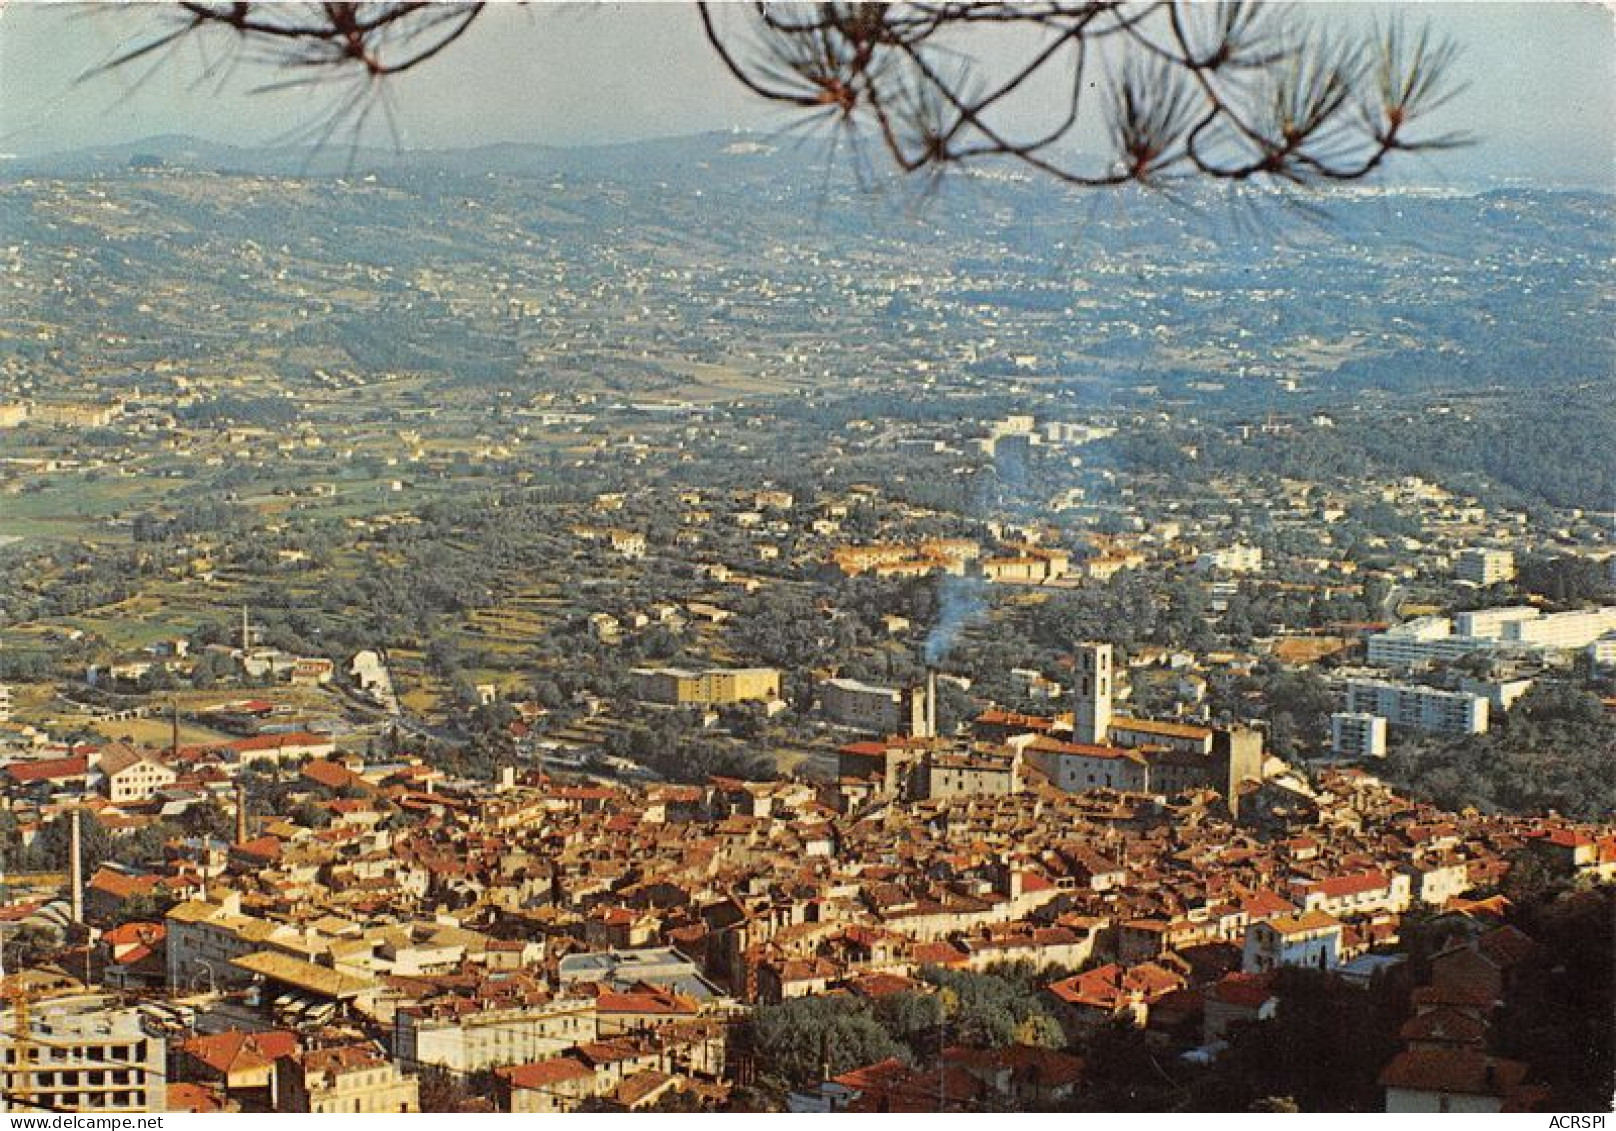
[3, 129, 804, 180]
[10, 130, 1599, 201]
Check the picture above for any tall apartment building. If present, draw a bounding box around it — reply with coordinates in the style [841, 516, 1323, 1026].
[1454, 548, 1515, 586]
[1343, 679, 1489, 736]
[1331, 712, 1388, 759]
[0, 997, 166, 1113]
[629, 666, 781, 706]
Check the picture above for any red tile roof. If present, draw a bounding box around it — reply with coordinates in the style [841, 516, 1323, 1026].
[500, 1057, 595, 1089]
[181, 1029, 299, 1077]
[1303, 870, 1391, 900]
[1378, 1049, 1529, 1098]
[6, 755, 89, 783]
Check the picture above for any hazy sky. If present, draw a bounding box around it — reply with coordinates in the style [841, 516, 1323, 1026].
[1, 2, 1612, 187]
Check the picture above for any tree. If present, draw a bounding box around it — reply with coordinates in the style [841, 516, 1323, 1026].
[3, 923, 63, 970]
[747, 995, 907, 1088]
[1196, 968, 1403, 1112]
[921, 966, 1064, 1050]
[108, 3, 1462, 191]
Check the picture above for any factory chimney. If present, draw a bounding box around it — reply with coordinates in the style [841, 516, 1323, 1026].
[235, 781, 249, 846]
[69, 808, 84, 925]
[170, 698, 180, 759]
[906, 686, 928, 739]
[925, 669, 938, 739]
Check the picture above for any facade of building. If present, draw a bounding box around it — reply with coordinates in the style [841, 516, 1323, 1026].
[1331, 712, 1388, 759]
[97, 746, 177, 804]
[1197, 544, 1264, 574]
[1500, 606, 1616, 650]
[1242, 912, 1343, 973]
[1453, 606, 1541, 640]
[1366, 617, 1491, 668]
[922, 750, 1022, 800]
[819, 678, 906, 734]
[1343, 679, 1489, 736]
[0, 997, 166, 1113]
[1454, 548, 1515, 586]
[394, 997, 597, 1073]
[498, 1058, 600, 1113]
[1022, 736, 1150, 793]
[276, 1043, 419, 1113]
[629, 667, 781, 707]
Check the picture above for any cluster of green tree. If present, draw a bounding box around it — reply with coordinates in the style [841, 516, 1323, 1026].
[1514, 554, 1613, 604]
[1104, 387, 1614, 512]
[0, 544, 158, 624]
[175, 395, 301, 426]
[1208, 665, 1337, 758]
[1493, 885, 1614, 1110]
[743, 965, 1065, 1094]
[0, 802, 231, 899]
[1180, 967, 1408, 1113]
[603, 715, 774, 784]
[130, 500, 249, 543]
[1381, 683, 1616, 819]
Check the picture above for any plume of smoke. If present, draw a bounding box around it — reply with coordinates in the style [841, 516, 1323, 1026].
[924, 574, 988, 666]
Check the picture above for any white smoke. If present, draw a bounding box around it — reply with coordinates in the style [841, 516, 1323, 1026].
[923, 574, 987, 665]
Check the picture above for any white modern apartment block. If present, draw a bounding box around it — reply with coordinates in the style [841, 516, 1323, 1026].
[1454, 548, 1516, 586]
[1343, 679, 1489, 736]
[1368, 605, 1616, 667]
[1500, 607, 1616, 650]
[1331, 712, 1388, 758]
[1366, 616, 1485, 667]
[1454, 606, 1545, 640]
[1197, 544, 1264, 574]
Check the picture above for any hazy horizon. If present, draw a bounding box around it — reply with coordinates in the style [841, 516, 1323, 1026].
[1, 2, 1613, 189]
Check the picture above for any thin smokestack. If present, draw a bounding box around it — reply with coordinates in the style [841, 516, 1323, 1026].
[69, 808, 84, 924]
[171, 698, 180, 759]
[926, 669, 938, 739]
[235, 781, 248, 846]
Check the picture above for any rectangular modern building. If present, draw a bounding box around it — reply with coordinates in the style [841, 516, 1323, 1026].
[0, 996, 166, 1113]
[1454, 548, 1515, 586]
[1343, 679, 1489, 736]
[1331, 712, 1388, 758]
[629, 666, 781, 706]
